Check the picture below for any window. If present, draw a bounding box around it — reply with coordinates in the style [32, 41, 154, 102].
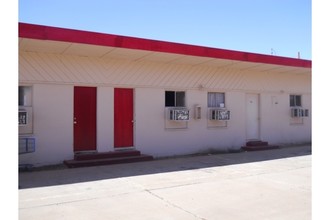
[208, 92, 225, 108]
[290, 95, 301, 107]
[19, 86, 32, 106]
[165, 91, 186, 107]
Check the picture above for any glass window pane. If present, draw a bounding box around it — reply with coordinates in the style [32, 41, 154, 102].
[208, 93, 215, 107]
[176, 92, 185, 107]
[19, 86, 24, 106]
[290, 95, 302, 107]
[290, 95, 294, 107]
[217, 93, 225, 107]
[19, 86, 32, 106]
[165, 91, 175, 107]
[295, 95, 301, 107]
[208, 92, 225, 107]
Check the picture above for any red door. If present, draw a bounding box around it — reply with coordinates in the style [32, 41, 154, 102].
[114, 88, 134, 148]
[74, 86, 97, 152]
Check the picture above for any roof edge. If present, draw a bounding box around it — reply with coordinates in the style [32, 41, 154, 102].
[19, 22, 311, 68]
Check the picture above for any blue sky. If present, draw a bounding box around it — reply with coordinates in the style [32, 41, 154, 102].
[19, 0, 311, 60]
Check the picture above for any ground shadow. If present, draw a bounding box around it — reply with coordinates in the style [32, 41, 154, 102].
[19, 144, 311, 189]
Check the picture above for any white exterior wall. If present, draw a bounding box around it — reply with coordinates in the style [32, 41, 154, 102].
[19, 84, 73, 166]
[260, 93, 311, 144]
[19, 51, 311, 166]
[97, 87, 114, 152]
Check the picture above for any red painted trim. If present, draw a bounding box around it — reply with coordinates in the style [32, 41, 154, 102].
[19, 22, 311, 68]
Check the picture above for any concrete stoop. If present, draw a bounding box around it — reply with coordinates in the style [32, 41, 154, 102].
[241, 141, 280, 151]
[63, 150, 153, 168]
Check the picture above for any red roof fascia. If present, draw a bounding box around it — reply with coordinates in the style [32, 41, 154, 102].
[19, 23, 311, 68]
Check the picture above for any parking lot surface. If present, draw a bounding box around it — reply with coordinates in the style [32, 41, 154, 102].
[19, 145, 311, 220]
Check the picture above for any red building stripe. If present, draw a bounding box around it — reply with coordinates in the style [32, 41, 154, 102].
[19, 22, 311, 68]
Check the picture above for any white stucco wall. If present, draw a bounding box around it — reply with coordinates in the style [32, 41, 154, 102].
[259, 93, 311, 144]
[97, 87, 114, 152]
[19, 84, 73, 166]
[135, 88, 249, 157]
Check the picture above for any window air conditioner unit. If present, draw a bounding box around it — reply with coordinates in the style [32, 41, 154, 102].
[303, 109, 309, 117]
[209, 108, 230, 121]
[19, 110, 28, 126]
[291, 108, 309, 118]
[168, 108, 190, 121]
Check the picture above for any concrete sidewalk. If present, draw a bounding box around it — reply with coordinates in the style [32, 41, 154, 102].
[19, 144, 311, 220]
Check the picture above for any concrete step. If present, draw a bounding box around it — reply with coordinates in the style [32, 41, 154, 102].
[64, 154, 154, 168]
[242, 140, 279, 151]
[74, 150, 141, 161]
